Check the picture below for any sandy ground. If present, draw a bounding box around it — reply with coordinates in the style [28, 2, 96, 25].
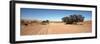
[21, 21, 92, 36]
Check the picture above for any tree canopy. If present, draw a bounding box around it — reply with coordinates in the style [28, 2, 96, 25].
[62, 14, 84, 24]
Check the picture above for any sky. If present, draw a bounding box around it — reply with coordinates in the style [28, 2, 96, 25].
[21, 8, 92, 21]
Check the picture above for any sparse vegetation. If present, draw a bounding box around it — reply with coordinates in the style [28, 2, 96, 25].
[21, 20, 39, 26]
[20, 14, 92, 36]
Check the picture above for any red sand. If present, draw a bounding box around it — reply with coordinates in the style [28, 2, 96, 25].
[21, 21, 92, 35]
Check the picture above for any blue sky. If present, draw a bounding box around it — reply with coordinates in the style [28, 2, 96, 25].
[21, 8, 92, 21]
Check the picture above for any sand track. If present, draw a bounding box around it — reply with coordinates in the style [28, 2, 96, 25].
[21, 21, 92, 35]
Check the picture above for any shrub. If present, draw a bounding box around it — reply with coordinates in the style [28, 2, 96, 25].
[41, 20, 49, 25]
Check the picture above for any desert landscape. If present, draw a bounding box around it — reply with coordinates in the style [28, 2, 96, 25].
[20, 8, 92, 36]
[21, 20, 92, 35]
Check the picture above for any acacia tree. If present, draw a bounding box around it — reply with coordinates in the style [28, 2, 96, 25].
[62, 14, 84, 24]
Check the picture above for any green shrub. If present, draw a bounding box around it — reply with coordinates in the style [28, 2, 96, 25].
[62, 14, 84, 24]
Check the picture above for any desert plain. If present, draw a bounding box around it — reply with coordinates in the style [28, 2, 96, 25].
[21, 21, 92, 36]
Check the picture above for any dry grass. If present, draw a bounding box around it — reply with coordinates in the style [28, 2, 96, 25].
[21, 21, 92, 36]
